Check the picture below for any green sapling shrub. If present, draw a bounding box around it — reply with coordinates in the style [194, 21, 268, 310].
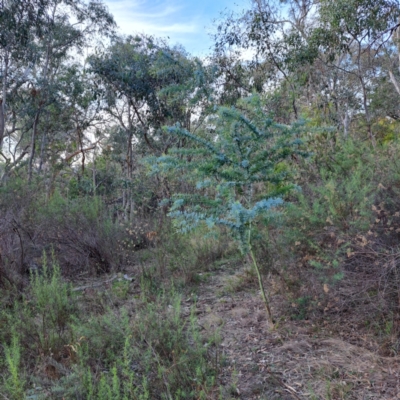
[151, 94, 305, 326]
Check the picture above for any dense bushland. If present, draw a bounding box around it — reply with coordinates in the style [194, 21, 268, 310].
[0, 252, 222, 399]
[1, 0, 400, 398]
[3, 131, 400, 397]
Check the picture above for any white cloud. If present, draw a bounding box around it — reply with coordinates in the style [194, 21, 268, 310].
[105, 0, 200, 44]
[109, 0, 182, 19]
[114, 13, 199, 36]
[104, 0, 250, 55]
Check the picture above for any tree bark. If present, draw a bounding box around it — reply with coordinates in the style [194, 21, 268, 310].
[28, 110, 41, 183]
[0, 53, 9, 150]
[389, 70, 400, 95]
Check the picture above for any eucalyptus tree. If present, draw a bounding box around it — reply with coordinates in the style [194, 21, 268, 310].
[0, 0, 39, 151]
[88, 35, 215, 219]
[34, 63, 108, 197]
[213, 0, 400, 138]
[89, 35, 214, 153]
[388, 17, 400, 97]
[214, 0, 318, 120]
[370, 47, 400, 124]
[0, 0, 115, 182]
[311, 0, 400, 139]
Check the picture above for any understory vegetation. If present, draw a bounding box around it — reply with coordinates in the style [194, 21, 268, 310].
[1, 0, 400, 398]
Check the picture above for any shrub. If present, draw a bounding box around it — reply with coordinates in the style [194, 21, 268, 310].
[59, 292, 220, 399]
[150, 94, 306, 325]
[2, 333, 25, 400]
[147, 221, 238, 284]
[1, 251, 222, 399]
[0, 251, 77, 395]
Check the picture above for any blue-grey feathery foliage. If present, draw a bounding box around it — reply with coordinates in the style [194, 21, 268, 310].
[152, 94, 306, 252]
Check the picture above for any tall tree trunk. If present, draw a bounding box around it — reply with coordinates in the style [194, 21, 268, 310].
[0, 53, 9, 150]
[0, 98, 5, 152]
[359, 77, 374, 144]
[92, 150, 96, 196]
[38, 131, 47, 173]
[389, 19, 400, 95]
[126, 129, 134, 221]
[342, 105, 350, 138]
[28, 110, 41, 183]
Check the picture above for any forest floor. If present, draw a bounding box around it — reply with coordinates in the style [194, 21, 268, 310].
[76, 252, 400, 400]
[193, 262, 400, 399]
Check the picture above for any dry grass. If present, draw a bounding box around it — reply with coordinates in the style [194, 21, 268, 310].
[187, 254, 400, 400]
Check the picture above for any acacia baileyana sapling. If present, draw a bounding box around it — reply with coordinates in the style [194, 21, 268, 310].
[151, 94, 306, 327]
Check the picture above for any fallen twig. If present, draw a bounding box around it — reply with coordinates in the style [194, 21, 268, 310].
[72, 274, 118, 292]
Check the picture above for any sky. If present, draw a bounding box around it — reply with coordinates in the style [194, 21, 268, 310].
[103, 0, 250, 56]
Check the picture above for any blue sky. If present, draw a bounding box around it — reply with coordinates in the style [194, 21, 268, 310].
[103, 0, 250, 56]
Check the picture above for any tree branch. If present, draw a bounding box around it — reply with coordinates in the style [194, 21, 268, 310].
[389, 70, 400, 95]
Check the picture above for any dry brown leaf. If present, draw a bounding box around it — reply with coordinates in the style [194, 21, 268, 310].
[347, 248, 355, 257]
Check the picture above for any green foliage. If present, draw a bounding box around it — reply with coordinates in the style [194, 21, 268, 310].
[88, 34, 213, 155]
[143, 222, 238, 286]
[151, 94, 306, 324]
[127, 293, 219, 399]
[73, 307, 131, 368]
[318, 0, 399, 43]
[273, 136, 400, 318]
[62, 292, 220, 399]
[286, 138, 375, 245]
[153, 94, 305, 251]
[2, 334, 25, 400]
[291, 296, 312, 321]
[0, 252, 77, 399]
[30, 252, 75, 355]
[1, 253, 221, 399]
[1, 252, 75, 357]
[2, 0, 400, 395]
